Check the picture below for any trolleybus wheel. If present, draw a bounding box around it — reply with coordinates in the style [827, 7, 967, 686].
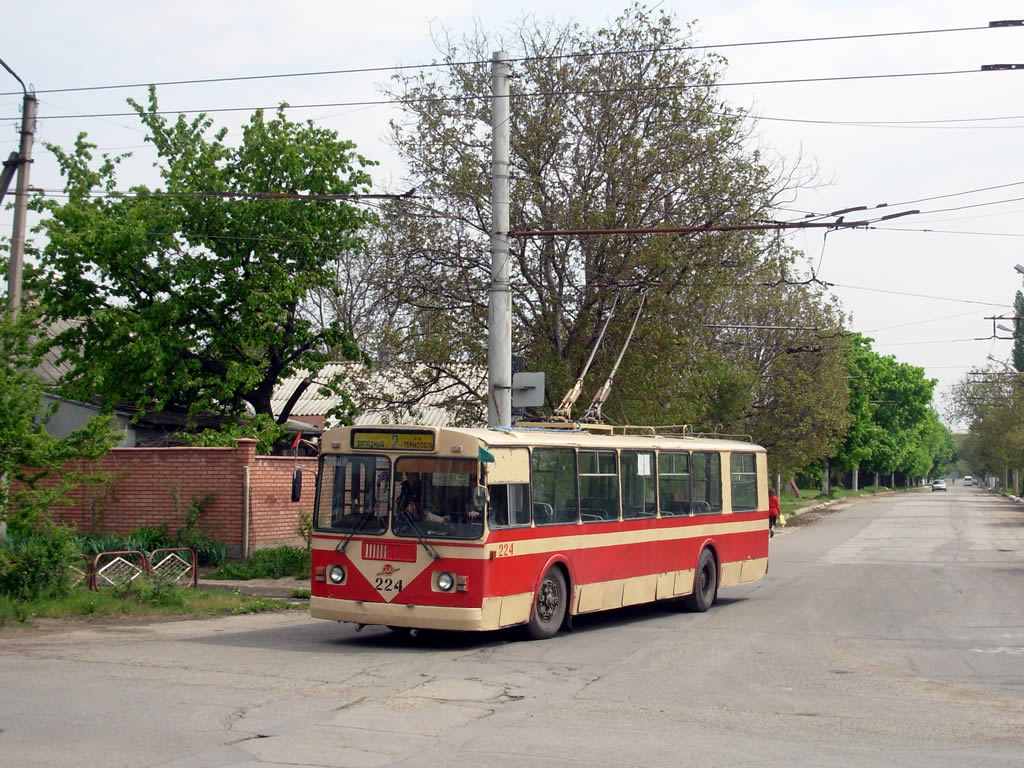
[684, 548, 718, 612]
[526, 567, 567, 640]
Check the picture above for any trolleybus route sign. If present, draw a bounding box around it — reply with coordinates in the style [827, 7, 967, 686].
[350, 429, 435, 451]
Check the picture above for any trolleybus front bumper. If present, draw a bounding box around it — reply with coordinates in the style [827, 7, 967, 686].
[310, 593, 534, 632]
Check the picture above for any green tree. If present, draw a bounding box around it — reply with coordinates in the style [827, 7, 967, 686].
[344, 4, 826, 438]
[832, 335, 887, 479]
[716, 260, 851, 478]
[834, 335, 939, 484]
[0, 308, 120, 531]
[948, 363, 1024, 486]
[28, 89, 377, 432]
[1013, 290, 1024, 373]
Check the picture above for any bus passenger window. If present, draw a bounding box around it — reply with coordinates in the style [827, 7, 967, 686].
[692, 452, 722, 515]
[622, 451, 656, 519]
[730, 453, 758, 513]
[658, 452, 690, 516]
[532, 448, 578, 525]
[579, 450, 618, 522]
[488, 483, 530, 528]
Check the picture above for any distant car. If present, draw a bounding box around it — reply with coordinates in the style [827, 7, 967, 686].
[931, 479, 947, 492]
[963, 475, 973, 487]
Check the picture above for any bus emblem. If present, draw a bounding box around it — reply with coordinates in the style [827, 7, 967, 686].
[377, 564, 400, 577]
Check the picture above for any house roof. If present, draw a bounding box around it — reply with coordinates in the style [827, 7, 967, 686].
[32, 316, 76, 386]
[271, 362, 487, 429]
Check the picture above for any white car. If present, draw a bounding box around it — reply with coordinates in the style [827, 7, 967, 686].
[931, 479, 947, 492]
[963, 475, 973, 487]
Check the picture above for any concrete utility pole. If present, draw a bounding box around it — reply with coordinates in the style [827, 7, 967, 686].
[3, 63, 36, 315]
[487, 51, 512, 428]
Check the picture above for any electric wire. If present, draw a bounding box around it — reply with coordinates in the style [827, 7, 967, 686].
[830, 282, 1011, 307]
[0, 23, 1003, 99]
[751, 113, 1024, 128]
[3, 67, 1007, 122]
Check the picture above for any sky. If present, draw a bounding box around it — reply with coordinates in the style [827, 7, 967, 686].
[2, 1, 1023, 426]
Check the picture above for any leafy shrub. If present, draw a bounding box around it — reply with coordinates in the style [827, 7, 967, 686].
[170, 489, 226, 566]
[114, 578, 187, 609]
[73, 533, 124, 556]
[295, 511, 313, 551]
[209, 546, 310, 580]
[0, 525, 80, 601]
[232, 597, 281, 614]
[123, 525, 173, 553]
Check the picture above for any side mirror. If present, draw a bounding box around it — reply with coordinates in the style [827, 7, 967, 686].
[291, 468, 303, 503]
[471, 485, 488, 512]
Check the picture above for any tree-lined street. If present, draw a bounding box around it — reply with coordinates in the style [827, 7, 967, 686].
[2, 485, 1021, 767]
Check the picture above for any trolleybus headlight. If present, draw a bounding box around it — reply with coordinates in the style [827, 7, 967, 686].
[436, 571, 455, 592]
[329, 565, 346, 584]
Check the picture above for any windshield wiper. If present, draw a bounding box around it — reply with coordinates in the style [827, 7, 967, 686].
[397, 504, 442, 560]
[336, 506, 382, 554]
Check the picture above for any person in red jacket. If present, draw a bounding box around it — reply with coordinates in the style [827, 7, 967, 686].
[768, 487, 780, 538]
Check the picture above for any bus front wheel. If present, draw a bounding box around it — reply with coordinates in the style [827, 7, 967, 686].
[684, 549, 718, 612]
[526, 567, 567, 640]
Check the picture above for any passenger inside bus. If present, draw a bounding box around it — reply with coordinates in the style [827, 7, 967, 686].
[397, 472, 450, 527]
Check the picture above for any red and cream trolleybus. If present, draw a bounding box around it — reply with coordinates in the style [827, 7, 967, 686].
[309, 423, 770, 639]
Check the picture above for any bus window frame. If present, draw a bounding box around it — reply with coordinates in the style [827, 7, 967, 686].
[312, 453, 391, 535]
[729, 452, 758, 513]
[621, 450, 657, 520]
[691, 451, 723, 515]
[578, 448, 620, 523]
[658, 450, 691, 517]
[530, 446, 580, 526]
[487, 482, 533, 529]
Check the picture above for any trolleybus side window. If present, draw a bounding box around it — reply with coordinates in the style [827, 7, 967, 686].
[315, 455, 389, 534]
[658, 451, 690, 516]
[692, 452, 722, 515]
[730, 453, 758, 513]
[579, 449, 619, 522]
[531, 447, 578, 525]
[621, 450, 656, 519]
[488, 483, 531, 528]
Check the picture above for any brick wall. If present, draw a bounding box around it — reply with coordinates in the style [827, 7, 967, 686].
[249, 454, 318, 550]
[42, 439, 317, 556]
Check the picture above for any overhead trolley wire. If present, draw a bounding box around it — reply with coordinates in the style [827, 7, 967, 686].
[7, 67, 1008, 122]
[1, 22, 1009, 99]
[829, 283, 1011, 307]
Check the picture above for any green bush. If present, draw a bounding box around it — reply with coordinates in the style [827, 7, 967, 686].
[123, 525, 173, 553]
[209, 546, 310, 580]
[114, 578, 187, 609]
[72, 524, 225, 566]
[0, 525, 80, 601]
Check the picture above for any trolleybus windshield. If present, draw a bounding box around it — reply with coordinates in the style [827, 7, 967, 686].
[315, 454, 390, 534]
[393, 457, 483, 540]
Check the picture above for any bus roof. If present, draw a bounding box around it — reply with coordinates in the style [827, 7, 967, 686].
[328, 423, 765, 454]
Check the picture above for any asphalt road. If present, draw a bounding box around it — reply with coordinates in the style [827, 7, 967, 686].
[1, 484, 1022, 767]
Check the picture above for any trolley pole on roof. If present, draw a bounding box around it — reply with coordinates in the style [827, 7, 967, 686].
[487, 51, 512, 428]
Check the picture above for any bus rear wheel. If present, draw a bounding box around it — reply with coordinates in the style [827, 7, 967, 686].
[526, 567, 567, 640]
[684, 549, 718, 612]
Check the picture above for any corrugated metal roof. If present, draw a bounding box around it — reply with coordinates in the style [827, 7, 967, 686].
[271, 362, 487, 429]
[32, 317, 77, 385]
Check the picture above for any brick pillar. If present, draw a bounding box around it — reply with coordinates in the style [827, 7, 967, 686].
[235, 438, 258, 465]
